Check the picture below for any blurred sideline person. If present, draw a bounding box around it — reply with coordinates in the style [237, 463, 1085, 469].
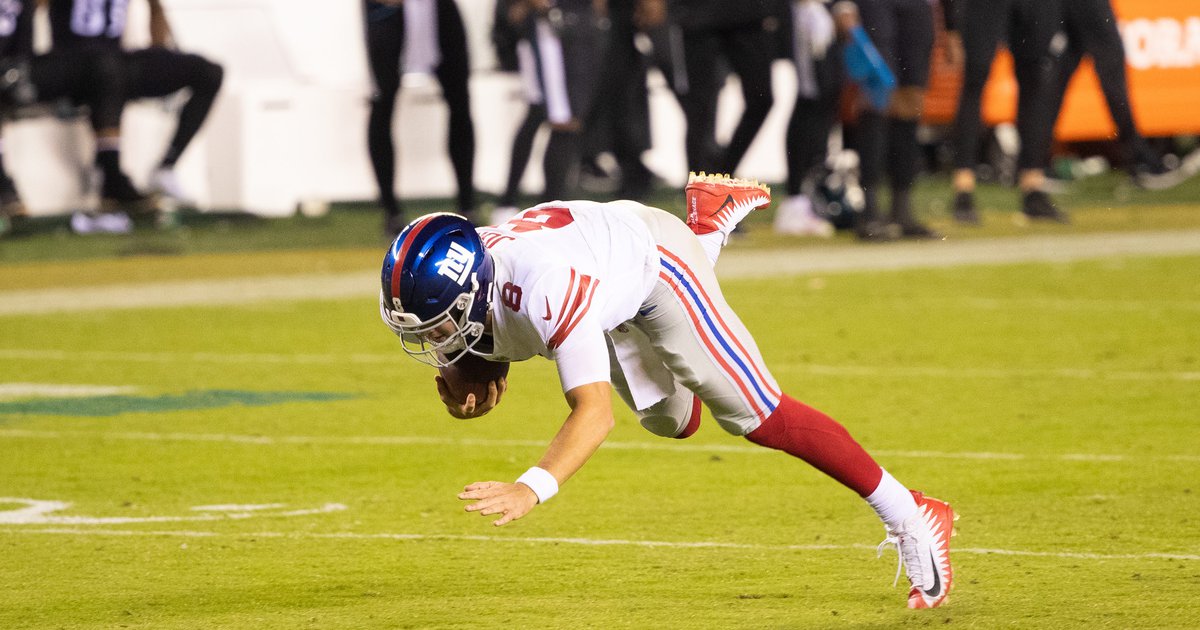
[48, 0, 224, 208]
[843, 0, 958, 241]
[949, 0, 1067, 224]
[581, 0, 666, 201]
[671, 0, 786, 175]
[775, 0, 839, 237]
[1040, 0, 1192, 191]
[378, 174, 958, 610]
[1, 0, 140, 234]
[365, 0, 476, 237]
[490, 0, 537, 223]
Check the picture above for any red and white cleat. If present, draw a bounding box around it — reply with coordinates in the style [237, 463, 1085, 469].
[684, 171, 771, 239]
[879, 490, 957, 609]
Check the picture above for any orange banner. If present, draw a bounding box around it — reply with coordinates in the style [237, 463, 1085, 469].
[924, 0, 1200, 141]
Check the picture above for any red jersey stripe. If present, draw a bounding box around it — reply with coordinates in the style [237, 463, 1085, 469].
[548, 276, 598, 350]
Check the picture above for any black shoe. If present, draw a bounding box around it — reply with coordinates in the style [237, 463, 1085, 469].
[855, 219, 901, 242]
[1021, 190, 1069, 224]
[896, 220, 941, 239]
[952, 191, 980, 225]
[100, 170, 156, 215]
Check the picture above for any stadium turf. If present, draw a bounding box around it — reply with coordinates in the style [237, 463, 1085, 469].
[1, 176, 1199, 628]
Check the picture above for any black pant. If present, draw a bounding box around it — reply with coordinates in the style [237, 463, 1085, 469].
[124, 48, 224, 167]
[1040, 0, 1152, 166]
[679, 18, 777, 174]
[365, 0, 475, 218]
[951, 0, 1059, 172]
[26, 50, 126, 130]
[786, 42, 843, 196]
[500, 103, 546, 208]
[855, 0, 934, 89]
[583, 1, 654, 197]
[852, 0, 934, 221]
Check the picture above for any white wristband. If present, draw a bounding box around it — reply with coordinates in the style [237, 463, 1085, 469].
[515, 466, 559, 503]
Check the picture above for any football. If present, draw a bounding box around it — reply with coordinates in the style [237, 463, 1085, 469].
[438, 353, 511, 405]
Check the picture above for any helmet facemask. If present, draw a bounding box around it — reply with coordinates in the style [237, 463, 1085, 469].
[379, 277, 489, 368]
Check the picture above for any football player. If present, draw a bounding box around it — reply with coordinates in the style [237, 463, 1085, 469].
[48, 0, 224, 206]
[379, 174, 957, 609]
[0, 0, 141, 230]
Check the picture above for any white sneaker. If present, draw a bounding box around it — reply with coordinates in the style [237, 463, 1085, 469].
[490, 205, 520, 226]
[878, 490, 956, 609]
[150, 168, 191, 205]
[71, 211, 132, 235]
[773, 195, 834, 237]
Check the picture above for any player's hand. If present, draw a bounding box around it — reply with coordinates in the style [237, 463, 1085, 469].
[435, 376, 507, 419]
[458, 481, 539, 526]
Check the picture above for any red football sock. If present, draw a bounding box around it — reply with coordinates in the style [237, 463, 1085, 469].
[673, 395, 703, 439]
[745, 395, 883, 497]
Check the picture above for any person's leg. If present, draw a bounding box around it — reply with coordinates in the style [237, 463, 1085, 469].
[607, 326, 702, 440]
[679, 29, 723, 173]
[124, 48, 224, 201]
[849, 0, 897, 239]
[434, 0, 476, 219]
[780, 93, 837, 237]
[499, 104, 546, 209]
[715, 23, 776, 174]
[365, 5, 405, 232]
[884, 0, 934, 237]
[590, 3, 654, 199]
[632, 204, 955, 608]
[634, 205, 900, 503]
[124, 49, 223, 168]
[1069, 0, 1150, 164]
[32, 49, 149, 214]
[950, 0, 1008, 223]
[1019, 7, 1077, 223]
[1011, 0, 1064, 210]
[529, 12, 595, 201]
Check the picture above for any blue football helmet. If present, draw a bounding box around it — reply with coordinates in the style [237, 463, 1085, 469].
[379, 213, 494, 367]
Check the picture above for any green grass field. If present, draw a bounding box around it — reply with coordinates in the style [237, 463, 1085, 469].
[2, 177, 1199, 628]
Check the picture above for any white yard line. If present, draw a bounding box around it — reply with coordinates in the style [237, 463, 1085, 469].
[1, 428, 1196, 463]
[0, 383, 138, 400]
[2, 527, 1197, 562]
[2, 229, 1199, 316]
[2, 349, 1198, 382]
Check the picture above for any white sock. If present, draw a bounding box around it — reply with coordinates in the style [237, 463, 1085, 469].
[866, 469, 919, 531]
[696, 231, 723, 266]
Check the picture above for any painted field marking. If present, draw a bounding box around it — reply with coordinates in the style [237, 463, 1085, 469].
[0, 383, 138, 400]
[0, 428, 1196, 463]
[1, 527, 1196, 562]
[4, 229, 1200, 316]
[0, 498, 346, 525]
[2, 349, 1199, 382]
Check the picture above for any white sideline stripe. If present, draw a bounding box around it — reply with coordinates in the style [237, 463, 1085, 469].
[2, 229, 1200, 316]
[0, 272, 376, 316]
[3, 349, 1199, 382]
[1, 428, 1197, 463]
[0, 383, 138, 400]
[2, 527, 1197, 562]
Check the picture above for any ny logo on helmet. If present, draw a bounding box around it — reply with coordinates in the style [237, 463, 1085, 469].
[435, 241, 475, 286]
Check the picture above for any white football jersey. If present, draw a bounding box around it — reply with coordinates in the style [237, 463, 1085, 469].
[476, 200, 661, 393]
